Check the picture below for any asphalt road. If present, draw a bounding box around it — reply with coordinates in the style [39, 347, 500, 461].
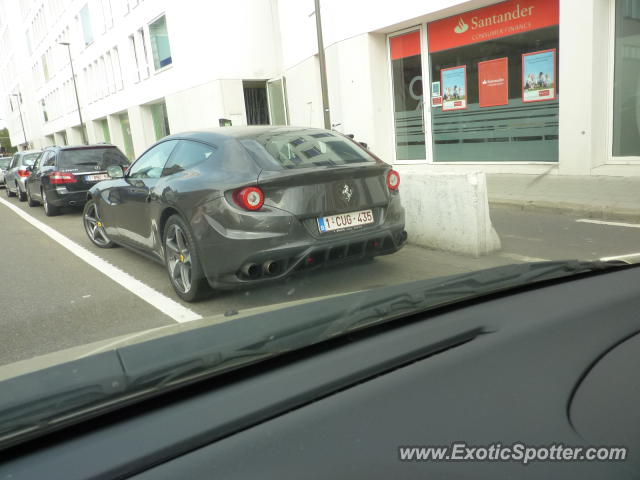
[2, 193, 640, 367]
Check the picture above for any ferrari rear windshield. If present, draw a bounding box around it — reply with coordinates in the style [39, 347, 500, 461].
[241, 132, 376, 170]
[59, 148, 130, 170]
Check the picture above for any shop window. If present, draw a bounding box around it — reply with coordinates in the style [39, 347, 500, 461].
[389, 30, 426, 160]
[427, 0, 559, 162]
[149, 15, 172, 70]
[613, 0, 640, 156]
[119, 113, 134, 159]
[150, 100, 171, 140]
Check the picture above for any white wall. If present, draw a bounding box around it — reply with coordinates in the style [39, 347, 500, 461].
[283, 56, 325, 128]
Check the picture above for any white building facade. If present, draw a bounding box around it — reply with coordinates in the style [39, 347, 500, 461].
[1, 0, 638, 176]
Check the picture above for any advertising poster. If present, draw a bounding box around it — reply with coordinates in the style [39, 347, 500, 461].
[431, 81, 442, 108]
[441, 65, 467, 111]
[522, 49, 556, 103]
[478, 57, 509, 107]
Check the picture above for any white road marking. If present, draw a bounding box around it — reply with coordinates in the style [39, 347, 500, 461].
[499, 252, 549, 263]
[576, 219, 640, 229]
[600, 253, 640, 263]
[0, 197, 202, 323]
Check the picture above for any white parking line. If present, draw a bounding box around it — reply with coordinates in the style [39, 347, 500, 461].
[0, 197, 202, 323]
[499, 252, 549, 263]
[576, 219, 640, 229]
[600, 253, 640, 263]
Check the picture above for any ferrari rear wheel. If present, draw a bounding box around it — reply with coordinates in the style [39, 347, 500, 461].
[163, 215, 211, 302]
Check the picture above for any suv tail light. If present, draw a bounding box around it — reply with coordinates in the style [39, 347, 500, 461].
[386, 170, 400, 191]
[233, 186, 265, 211]
[50, 171, 77, 184]
[17, 169, 30, 178]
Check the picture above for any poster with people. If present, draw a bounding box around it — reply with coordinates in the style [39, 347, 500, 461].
[441, 65, 467, 111]
[522, 49, 556, 103]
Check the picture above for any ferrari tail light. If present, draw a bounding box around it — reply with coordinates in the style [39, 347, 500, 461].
[50, 171, 77, 184]
[233, 186, 264, 211]
[386, 170, 400, 191]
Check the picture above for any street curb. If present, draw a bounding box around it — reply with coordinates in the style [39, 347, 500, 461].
[489, 198, 640, 223]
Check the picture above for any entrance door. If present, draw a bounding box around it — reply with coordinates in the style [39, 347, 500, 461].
[388, 29, 427, 161]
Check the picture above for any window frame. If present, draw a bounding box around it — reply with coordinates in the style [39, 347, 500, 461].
[607, 0, 640, 163]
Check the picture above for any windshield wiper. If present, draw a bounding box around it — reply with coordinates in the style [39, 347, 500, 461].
[0, 259, 630, 449]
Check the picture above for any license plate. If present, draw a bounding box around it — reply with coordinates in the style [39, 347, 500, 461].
[86, 174, 110, 182]
[317, 209, 374, 233]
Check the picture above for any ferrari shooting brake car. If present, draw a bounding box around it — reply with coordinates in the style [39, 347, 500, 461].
[83, 126, 407, 301]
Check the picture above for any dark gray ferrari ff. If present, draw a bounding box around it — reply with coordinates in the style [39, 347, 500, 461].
[83, 126, 406, 301]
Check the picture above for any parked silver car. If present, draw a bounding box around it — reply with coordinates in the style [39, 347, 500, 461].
[5, 150, 41, 201]
[0, 157, 11, 186]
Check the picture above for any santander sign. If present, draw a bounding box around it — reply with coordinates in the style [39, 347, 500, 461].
[428, 0, 559, 52]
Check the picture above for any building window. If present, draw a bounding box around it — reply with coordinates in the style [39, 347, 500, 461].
[389, 30, 426, 160]
[613, 0, 640, 156]
[149, 15, 172, 70]
[119, 112, 134, 159]
[150, 100, 170, 140]
[128, 34, 140, 82]
[41, 53, 49, 81]
[99, 118, 111, 143]
[426, 0, 559, 162]
[41, 99, 48, 122]
[80, 4, 93, 46]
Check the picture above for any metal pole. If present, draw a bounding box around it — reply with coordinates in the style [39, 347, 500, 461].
[64, 43, 87, 144]
[313, 0, 331, 130]
[10, 94, 27, 147]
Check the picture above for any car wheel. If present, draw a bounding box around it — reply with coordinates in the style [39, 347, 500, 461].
[83, 199, 115, 248]
[26, 188, 39, 207]
[42, 189, 60, 216]
[16, 183, 26, 202]
[6, 182, 15, 197]
[163, 215, 211, 302]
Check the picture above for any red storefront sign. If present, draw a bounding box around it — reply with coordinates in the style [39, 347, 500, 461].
[390, 31, 421, 60]
[427, 0, 559, 53]
[478, 57, 509, 107]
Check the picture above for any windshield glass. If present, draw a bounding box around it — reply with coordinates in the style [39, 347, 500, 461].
[241, 132, 376, 169]
[1, 0, 640, 464]
[18, 153, 39, 166]
[59, 148, 130, 170]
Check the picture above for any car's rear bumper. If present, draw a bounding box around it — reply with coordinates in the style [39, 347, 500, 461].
[197, 194, 406, 289]
[46, 187, 89, 207]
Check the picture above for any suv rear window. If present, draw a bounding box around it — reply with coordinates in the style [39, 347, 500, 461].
[58, 147, 130, 171]
[241, 131, 375, 170]
[0, 158, 11, 169]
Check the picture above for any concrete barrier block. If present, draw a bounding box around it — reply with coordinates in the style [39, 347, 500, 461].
[395, 166, 501, 257]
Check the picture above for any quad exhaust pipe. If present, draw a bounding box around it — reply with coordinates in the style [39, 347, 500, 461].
[263, 260, 280, 276]
[241, 263, 261, 279]
[241, 260, 281, 279]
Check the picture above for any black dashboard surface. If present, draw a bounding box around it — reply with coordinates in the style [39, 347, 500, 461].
[3, 267, 640, 479]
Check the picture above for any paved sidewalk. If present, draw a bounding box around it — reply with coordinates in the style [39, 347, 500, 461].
[487, 174, 640, 221]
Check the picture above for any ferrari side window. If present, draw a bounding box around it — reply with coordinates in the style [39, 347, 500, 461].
[128, 140, 179, 179]
[162, 140, 216, 176]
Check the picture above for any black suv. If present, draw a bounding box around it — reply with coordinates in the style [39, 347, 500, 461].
[25, 144, 130, 216]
